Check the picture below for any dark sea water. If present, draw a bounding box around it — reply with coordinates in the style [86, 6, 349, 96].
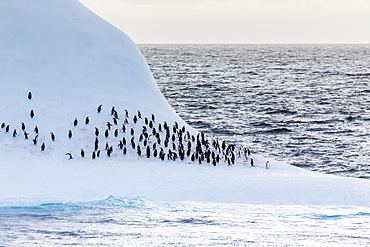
[139, 44, 370, 179]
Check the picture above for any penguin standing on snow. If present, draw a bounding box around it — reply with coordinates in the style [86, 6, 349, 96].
[50, 132, 55, 141]
[66, 153, 73, 160]
[28, 92, 32, 100]
[97, 104, 102, 113]
[68, 130, 72, 139]
[80, 149, 85, 158]
[73, 118, 78, 127]
[266, 161, 270, 169]
[30, 110, 35, 118]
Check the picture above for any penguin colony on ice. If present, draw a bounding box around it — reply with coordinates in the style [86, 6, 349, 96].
[0, 92, 257, 166]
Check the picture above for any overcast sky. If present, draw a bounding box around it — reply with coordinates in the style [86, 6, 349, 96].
[79, 0, 370, 44]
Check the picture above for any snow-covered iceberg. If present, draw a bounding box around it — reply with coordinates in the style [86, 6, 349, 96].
[0, 0, 370, 207]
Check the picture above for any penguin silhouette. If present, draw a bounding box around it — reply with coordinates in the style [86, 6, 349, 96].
[97, 104, 102, 113]
[28, 92, 32, 100]
[81, 149, 85, 158]
[33, 135, 38, 145]
[92, 151, 96, 159]
[110, 106, 116, 116]
[68, 130, 72, 139]
[146, 146, 150, 158]
[5, 125, 9, 133]
[50, 132, 55, 141]
[21, 122, 25, 131]
[137, 110, 142, 119]
[41, 142, 45, 151]
[66, 153, 73, 160]
[107, 122, 112, 130]
[73, 118, 78, 127]
[34, 125, 38, 134]
[266, 161, 270, 169]
[105, 129, 109, 138]
[12, 129, 17, 137]
[95, 127, 99, 136]
[85, 116, 90, 125]
[1, 123, 5, 128]
[23, 132, 29, 140]
[30, 110, 35, 118]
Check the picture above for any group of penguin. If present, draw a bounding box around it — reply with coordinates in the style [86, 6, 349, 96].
[0, 91, 262, 168]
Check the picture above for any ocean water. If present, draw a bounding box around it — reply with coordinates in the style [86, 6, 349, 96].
[1, 196, 370, 246]
[139, 44, 370, 179]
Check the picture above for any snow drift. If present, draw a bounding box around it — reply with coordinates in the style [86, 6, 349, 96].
[0, 0, 370, 207]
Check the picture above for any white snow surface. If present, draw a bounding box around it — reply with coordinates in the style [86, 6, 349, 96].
[0, 0, 370, 207]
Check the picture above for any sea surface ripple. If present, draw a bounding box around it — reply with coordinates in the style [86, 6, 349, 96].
[140, 44, 370, 179]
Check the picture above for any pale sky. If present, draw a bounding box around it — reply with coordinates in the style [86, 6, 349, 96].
[79, 0, 370, 44]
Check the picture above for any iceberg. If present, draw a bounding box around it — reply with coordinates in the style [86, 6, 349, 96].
[0, 0, 370, 207]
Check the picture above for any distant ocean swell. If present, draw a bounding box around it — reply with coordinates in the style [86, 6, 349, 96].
[139, 44, 370, 179]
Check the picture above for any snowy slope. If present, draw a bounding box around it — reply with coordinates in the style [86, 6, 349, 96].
[0, 0, 370, 207]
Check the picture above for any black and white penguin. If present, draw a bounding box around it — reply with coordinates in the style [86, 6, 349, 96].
[151, 114, 155, 122]
[50, 132, 55, 141]
[137, 146, 141, 156]
[85, 116, 90, 125]
[92, 151, 96, 160]
[266, 161, 270, 169]
[5, 125, 9, 133]
[1, 123, 5, 128]
[146, 146, 150, 158]
[73, 118, 78, 127]
[97, 150, 101, 157]
[21, 122, 25, 131]
[250, 158, 254, 167]
[110, 106, 116, 116]
[114, 129, 119, 137]
[30, 110, 35, 118]
[137, 110, 142, 119]
[105, 129, 109, 138]
[130, 128, 134, 136]
[33, 135, 38, 145]
[66, 152, 73, 160]
[80, 149, 85, 158]
[97, 104, 102, 113]
[123, 147, 127, 155]
[95, 127, 99, 136]
[68, 130, 72, 139]
[113, 118, 118, 125]
[23, 132, 29, 140]
[28, 92, 32, 100]
[107, 122, 112, 130]
[34, 125, 38, 134]
[41, 142, 45, 151]
[12, 129, 17, 138]
[125, 109, 129, 118]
